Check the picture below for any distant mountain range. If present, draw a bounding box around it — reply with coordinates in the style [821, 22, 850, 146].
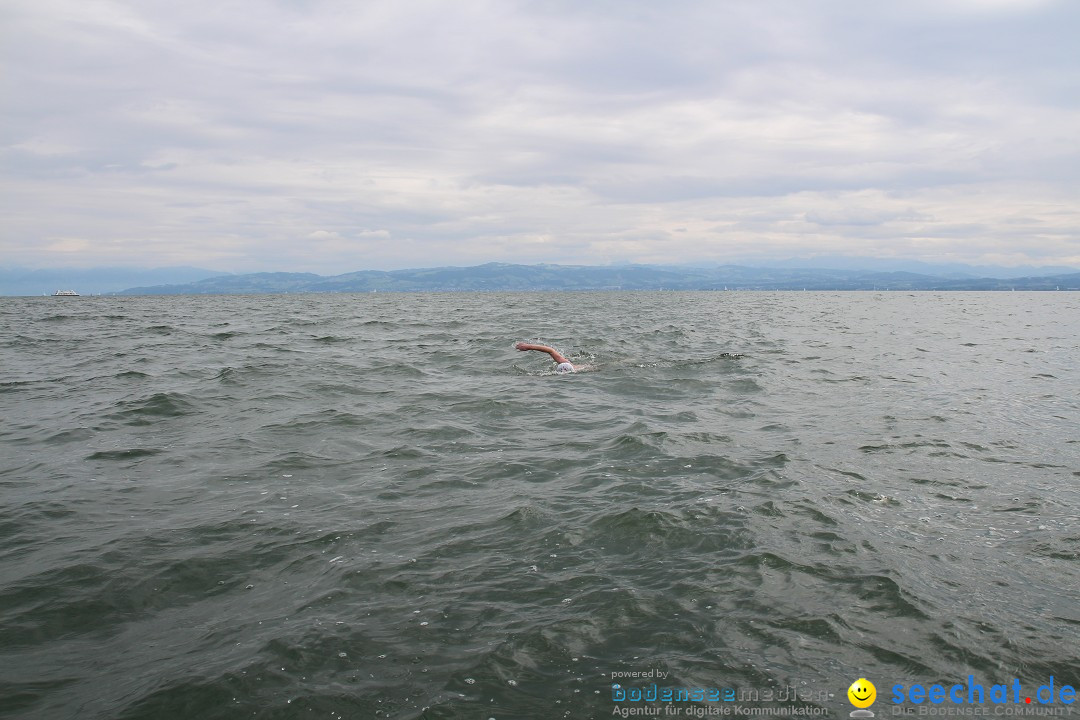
[4, 262, 1079, 296]
[106, 263, 1080, 294]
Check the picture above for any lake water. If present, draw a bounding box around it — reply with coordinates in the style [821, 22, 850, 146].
[1, 291, 1078, 720]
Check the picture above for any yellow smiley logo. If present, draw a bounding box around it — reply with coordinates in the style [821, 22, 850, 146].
[848, 678, 877, 708]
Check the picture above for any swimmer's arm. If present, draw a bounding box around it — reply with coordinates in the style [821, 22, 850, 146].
[515, 342, 571, 365]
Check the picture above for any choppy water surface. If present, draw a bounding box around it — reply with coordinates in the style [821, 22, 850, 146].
[1, 292, 1078, 720]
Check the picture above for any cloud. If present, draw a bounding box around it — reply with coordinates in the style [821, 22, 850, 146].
[1, 0, 1078, 271]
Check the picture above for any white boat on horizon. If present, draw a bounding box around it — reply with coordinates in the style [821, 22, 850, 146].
[53, 289, 80, 296]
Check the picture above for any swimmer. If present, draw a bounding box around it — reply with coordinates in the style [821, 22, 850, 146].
[515, 342, 576, 373]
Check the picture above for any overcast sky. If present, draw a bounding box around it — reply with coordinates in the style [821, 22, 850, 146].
[2, 0, 1078, 273]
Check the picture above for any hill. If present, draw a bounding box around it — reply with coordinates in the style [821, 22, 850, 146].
[111, 263, 1080, 294]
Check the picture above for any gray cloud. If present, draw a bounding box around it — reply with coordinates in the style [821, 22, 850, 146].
[2, 0, 1078, 272]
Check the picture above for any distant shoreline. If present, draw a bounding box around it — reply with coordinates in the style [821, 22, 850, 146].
[4, 262, 1079, 295]
[6, 288, 1080, 299]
